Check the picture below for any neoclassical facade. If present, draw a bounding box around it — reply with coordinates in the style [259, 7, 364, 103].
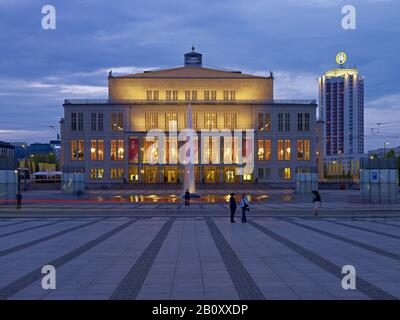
[60, 49, 317, 184]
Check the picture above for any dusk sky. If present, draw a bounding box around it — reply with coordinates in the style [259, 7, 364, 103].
[0, 0, 399, 151]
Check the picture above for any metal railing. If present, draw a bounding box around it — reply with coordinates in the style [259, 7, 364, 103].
[64, 99, 317, 105]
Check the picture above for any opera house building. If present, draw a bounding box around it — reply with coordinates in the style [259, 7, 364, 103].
[60, 48, 318, 185]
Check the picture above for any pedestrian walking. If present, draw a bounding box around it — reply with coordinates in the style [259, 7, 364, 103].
[184, 189, 190, 206]
[312, 190, 321, 216]
[16, 193, 22, 210]
[239, 193, 249, 223]
[229, 193, 237, 223]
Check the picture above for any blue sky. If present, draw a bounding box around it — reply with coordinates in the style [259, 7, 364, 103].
[0, 0, 399, 151]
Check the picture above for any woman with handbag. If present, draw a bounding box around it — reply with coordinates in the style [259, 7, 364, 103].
[239, 193, 249, 223]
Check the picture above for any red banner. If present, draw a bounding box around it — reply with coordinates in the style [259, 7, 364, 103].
[129, 138, 138, 162]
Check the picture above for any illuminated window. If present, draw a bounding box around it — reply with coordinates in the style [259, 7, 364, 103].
[185, 90, 191, 100]
[204, 113, 217, 130]
[297, 139, 310, 160]
[184, 113, 198, 130]
[223, 90, 229, 101]
[230, 91, 236, 101]
[90, 140, 104, 161]
[153, 90, 159, 101]
[192, 91, 197, 101]
[111, 112, 123, 131]
[71, 140, 84, 161]
[257, 140, 271, 160]
[90, 168, 104, 180]
[165, 113, 178, 130]
[166, 90, 171, 101]
[172, 90, 178, 101]
[211, 90, 217, 100]
[204, 90, 210, 101]
[257, 140, 264, 160]
[278, 139, 291, 160]
[111, 168, 124, 179]
[224, 113, 237, 130]
[258, 113, 264, 131]
[278, 167, 291, 180]
[146, 90, 152, 100]
[111, 139, 124, 160]
[265, 113, 271, 132]
[145, 113, 158, 130]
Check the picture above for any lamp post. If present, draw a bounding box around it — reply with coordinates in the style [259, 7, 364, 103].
[384, 142, 389, 159]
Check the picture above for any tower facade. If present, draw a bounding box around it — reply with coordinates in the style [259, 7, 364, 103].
[319, 68, 364, 156]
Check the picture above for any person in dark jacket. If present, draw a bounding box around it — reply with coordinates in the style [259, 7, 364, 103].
[312, 190, 321, 216]
[184, 189, 190, 206]
[16, 193, 22, 210]
[229, 193, 237, 223]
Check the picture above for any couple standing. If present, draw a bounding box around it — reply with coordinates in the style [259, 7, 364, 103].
[229, 193, 250, 223]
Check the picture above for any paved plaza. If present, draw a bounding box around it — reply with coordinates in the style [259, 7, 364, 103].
[0, 209, 399, 300]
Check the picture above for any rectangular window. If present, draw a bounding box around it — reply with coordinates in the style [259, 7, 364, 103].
[278, 113, 283, 131]
[146, 90, 153, 100]
[172, 90, 178, 101]
[91, 113, 96, 131]
[265, 168, 271, 179]
[297, 139, 310, 160]
[257, 140, 264, 160]
[184, 113, 198, 130]
[191, 91, 197, 101]
[223, 90, 229, 101]
[90, 140, 104, 161]
[71, 113, 77, 131]
[265, 140, 271, 160]
[297, 113, 303, 131]
[204, 90, 210, 101]
[230, 91, 236, 101]
[111, 112, 117, 131]
[278, 139, 291, 160]
[71, 140, 84, 161]
[258, 113, 264, 132]
[211, 90, 216, 100]
[90, 168, 104, 180]
[153, 90, 159, 101]
[166, 90, 171, 101]
[111, 139, 124, 160]
[305, 113, 310, 131]
[204, 113, 217, 130]
[117, 112, 124, 130]
[111, 168, 124, 179]
[258, 168, 264, 179]
[185, 90, 191, 100]
[98, 113, 104, 131]
[257, 140, 271, 160]
[224, 113, 237, 130]
[78, 113, 84, 131]
[284, 113, 290, 131]
[145, 113, 158, 130]
[278, 167, 291, 180]
[165, 113, 178, 130]
[265, 113, 271, 132]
